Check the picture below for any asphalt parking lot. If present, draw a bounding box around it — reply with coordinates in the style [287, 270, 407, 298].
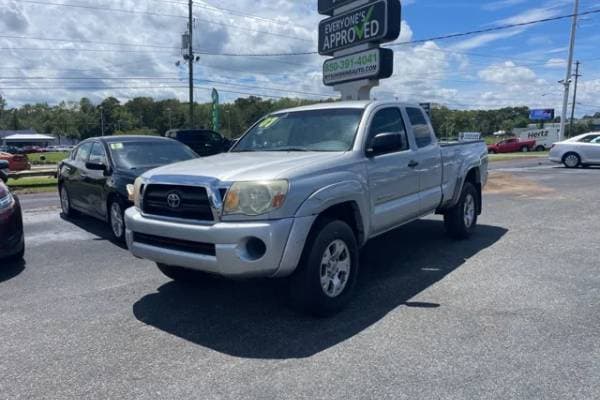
[1, 159, 599, 400]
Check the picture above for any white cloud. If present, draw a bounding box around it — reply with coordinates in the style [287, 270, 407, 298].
[544, 58, 566, 69]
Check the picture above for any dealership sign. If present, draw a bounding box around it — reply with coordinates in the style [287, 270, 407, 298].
[323, 48, 393, 86]
[318, 0, 364, 15]
[318, 0, 401, 56]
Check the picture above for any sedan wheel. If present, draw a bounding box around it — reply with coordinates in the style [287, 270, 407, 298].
[109, 201, 125, 241]
[60, 186, 76, 217]
[563, 153, 581, 168]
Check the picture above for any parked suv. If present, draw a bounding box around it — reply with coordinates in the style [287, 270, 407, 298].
[126, 101, 488, 315]
[0, 160, 25, 261]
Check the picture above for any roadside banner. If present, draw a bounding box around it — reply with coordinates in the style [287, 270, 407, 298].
[211, 88, 220, 131]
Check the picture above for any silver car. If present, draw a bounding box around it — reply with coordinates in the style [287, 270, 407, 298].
[549, 132, 600, 168]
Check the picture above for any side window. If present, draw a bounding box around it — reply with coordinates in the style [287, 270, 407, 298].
[367, 108, 409, 151]
[591, 136, 600, 144]
[580, 135, 600, 143]
[89, 142, 107, 164]
[406, 107, 433, 148]
[75, 143, 93, 163]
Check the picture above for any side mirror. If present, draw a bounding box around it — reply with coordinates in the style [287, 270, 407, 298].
[86, 161, 107, 172]
[0, 160, 8, 183]
[367, 132, 405, 157]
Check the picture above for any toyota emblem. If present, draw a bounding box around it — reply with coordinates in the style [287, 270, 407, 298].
[166, 192, 182, 209]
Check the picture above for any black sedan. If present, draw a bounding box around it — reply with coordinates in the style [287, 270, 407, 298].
[0, 160, 25, 261]
[57, 136, 197, 241]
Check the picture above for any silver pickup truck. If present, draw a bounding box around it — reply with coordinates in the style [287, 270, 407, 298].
[125, 101, 488, 315]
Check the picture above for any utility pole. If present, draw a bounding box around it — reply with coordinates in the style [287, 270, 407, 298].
[559, 0, 579, 142]
[167, 107, 173, 130]
[188, 0, 194, 129]
[569, 61, 581, 138]
[99, 106, 105, 137]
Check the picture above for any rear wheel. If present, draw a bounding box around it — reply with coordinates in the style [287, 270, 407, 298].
[535, 145, 546, 152]
[521, 146, 529, 153]
[289, 219, 359, 317]
[563, 152, 581, 168]
[444, 182, 478, 239]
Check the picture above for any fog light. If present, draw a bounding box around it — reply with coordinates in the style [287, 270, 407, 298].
[238, 237, 266, 261]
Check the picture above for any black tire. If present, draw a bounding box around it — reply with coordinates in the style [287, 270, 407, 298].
[562, 152, 581, 168]
[521, 146, 529, 153]
[59, 184, 78, 218]
[289, 219, 359, 317]
[535, 145, 546, 152]
[488, 150, 496, 154]
[7, 242, 25, 262]
[444, 182, 479, 240]
[157, 263, 211, 283]
[108, 198, 126, 242]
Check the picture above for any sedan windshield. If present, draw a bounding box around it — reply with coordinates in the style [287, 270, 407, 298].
[108, 141, 196, 170]
[232, 108, 364, 152]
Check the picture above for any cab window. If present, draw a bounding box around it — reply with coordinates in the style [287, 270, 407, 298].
[367, 108, 409, 152]
[406, 107, 433, 148]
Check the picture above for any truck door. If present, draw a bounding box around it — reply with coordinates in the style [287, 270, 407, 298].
[405, 107, 443, 214]
[365, 106, 420, 235]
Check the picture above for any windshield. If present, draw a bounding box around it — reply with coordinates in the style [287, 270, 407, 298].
[232, 108, 364, 152]
[108, 141, 196, 170]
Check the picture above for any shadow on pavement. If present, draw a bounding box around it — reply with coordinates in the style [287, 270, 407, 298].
[133, 219, 508, 359]
[0, 258, 25, 283]
[60, 213, 127, 249]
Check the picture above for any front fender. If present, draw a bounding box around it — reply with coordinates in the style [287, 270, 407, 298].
[294, 180, 370, 243]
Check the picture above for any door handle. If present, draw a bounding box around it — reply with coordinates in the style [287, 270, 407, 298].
[408, 160, 419, 168]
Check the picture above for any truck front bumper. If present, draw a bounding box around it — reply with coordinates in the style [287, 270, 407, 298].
[125, 208, 315, 278]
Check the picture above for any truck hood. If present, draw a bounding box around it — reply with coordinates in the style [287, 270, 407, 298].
[144, 151, 348, 182]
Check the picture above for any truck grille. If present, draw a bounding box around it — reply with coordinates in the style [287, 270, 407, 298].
[142, 184, 214, 221]
[133, 232, 216, 256]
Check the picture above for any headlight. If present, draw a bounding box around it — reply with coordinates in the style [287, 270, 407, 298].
[223, 180, 288, 216]
[0, 190, 14, 211]
[129, 177, 145, 209]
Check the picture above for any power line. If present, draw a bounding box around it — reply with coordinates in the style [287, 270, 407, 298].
[11, 0, 311, 42]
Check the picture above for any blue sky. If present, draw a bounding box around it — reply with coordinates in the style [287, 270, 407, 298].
[0, 0, 598, 116]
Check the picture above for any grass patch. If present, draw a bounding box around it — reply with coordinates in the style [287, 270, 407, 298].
[27, 152, 69, 165]
[8, 176, 58, 194]
[489, 151, 549, 162]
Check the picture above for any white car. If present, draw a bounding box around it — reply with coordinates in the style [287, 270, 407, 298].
[549, 132, 600, 168]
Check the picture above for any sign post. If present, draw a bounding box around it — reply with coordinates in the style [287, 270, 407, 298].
[318, 0, 401, 100]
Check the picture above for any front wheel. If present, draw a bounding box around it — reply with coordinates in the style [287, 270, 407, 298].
[289, 219, 359, 317]
[108, 199, 126, 242]
[444, 182, 479, 239]
[59, 185, 78, 218]
[535, 145, 546, 152]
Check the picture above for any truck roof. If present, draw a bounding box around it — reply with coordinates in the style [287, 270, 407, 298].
[274, 100, 424, 114]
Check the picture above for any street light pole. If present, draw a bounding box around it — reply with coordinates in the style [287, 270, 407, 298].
[99, 106, 105, 137]
[559, 0, 580, 142]
[568, 61, 581, 138]
[188, 0, 194, 129]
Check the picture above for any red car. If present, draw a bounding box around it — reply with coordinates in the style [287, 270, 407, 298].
[0, 152, 31, 172]
[487, 138, 536, 154]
